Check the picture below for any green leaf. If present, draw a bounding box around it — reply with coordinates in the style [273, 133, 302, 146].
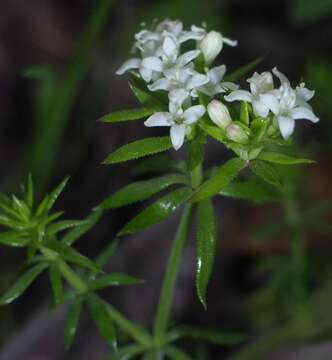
[0, 263, 48, 305]
[26, 174, 34, 209]
[96, 240, 118, 269]
[167, 325, 247, 346]
[89, 273, 143, 291]
[164, 346, 192, 360]
[87, 295, 117, 348]
[49, 263, 63, 305]
[37, 177, 69, 216]
[47, 219, 87, 237]
[62, 208, 103, 246]
[103, 137, 173, 165]
[64, 299, 82, 349]
[0, 230, 28, 247]
[192, 158, 246, 202]
[250, 160, 282, 188]
[129, 83, 164, 110]
[119, 187, 192, 235]
[198, 120, 225, 143]
[101, 108, 155, 123]
[219, 180, 279, 203]
[106, 344, 145, 360]
[196, 199, 216, 309]
[45, 240, 100, 272]
[258, 152, 315, 165]
[102, 174, 187, 209]
[187, 134, 205, 172]
[224, 57, 263, 82]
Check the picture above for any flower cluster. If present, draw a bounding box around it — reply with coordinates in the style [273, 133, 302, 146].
[116, 19, 319, 154]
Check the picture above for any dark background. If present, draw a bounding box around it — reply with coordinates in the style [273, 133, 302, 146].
[0, 0, 331, 359]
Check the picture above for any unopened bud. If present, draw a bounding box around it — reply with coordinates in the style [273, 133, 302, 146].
[226, 124, 249, 144]
[207, 100, 232, 129]
[200, 31, 223, 65]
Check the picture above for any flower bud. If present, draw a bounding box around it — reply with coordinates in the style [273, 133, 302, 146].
[200, 31, 223, 65]
[207, 100, 232, 129]
[226, 124, 249, 144]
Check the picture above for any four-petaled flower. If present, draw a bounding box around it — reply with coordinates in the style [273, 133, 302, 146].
[144, 90, 206, 150]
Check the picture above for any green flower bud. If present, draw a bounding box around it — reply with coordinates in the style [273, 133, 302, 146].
[226, 123, 249, 144]
[200, 31, 223, 65]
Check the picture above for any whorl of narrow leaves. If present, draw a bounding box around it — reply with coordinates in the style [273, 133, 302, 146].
[102, 174, 188, 209]
[119, 187, 192, 235]
[103, 137, 173, 165]
[196, 199, 216, 309]
[258, 151, 315, 165]
[101, 107, 155, 123]
[0, 263, 48, 305]
[192, 158, 246, 202]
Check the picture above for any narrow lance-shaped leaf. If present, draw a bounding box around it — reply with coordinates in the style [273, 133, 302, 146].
[89, 273, 143, 292]
[192, 158, 246, 202]
[196, 199, 216, 309]
[250, 160, 282, 188]
[47, 219, 88, 237]
[0, 263, 48, 305]
[45, 240, 100, 272]
[102, 174, 188, 209]
[219, 180, 279, 203]
[167, 325, 247, 346]
[96, 239, 118, 269]
[164, 347, 192, 360]
[26, 174, 34, 209]
[129, 82, 165, 110]
[119, 187, 192, 236]
[101, 108, 155, 123]
[87, 295, 117, 348]
[64, 299, 82, 349]
[49, 263, 63, 305]
[62, 208, 103, 246]
[258, 151, 315, 165]
[224, 57, 263, 82]
[103, 137, 173, 165]
[105, 344, 145, 360]
[0, 230, 28, 247]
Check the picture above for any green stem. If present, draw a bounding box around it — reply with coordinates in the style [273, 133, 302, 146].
[58, 260, 88, 294]
[103, 300, 151, 347]
[153, 204, 194, 346]
[283, 189, 307, 307]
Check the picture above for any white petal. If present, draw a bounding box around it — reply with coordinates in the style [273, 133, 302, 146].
[163, 37, 178, 62]
[222, 36, 238, 47]
[141, 57, 163, 72]
[208, 65, 226, 84]
[278, 116, 295, 139]
[177, 50, 201, 66]
[186, 73, 209, 90]
[116, 58, 141, 75]
[170, 124, 186, 150]
[144, 112, 173, 127]
[272, 67, 290, 86]
[169, 89, 189, 106]
[148, 78, 171, 92]
[139, 67, 153, 82]
[183, 105, 206, 124]
[290, 107, 319, 123]
[221, 81, 239, 91]
[224, 90, 252, 103]
[252, 100, 269, 118]
[297, 85, 315, 101]
[259, 94, 280, 115]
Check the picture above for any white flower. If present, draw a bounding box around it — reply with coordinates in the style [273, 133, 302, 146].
[200, 31, 237, 65]
[193, 65, 238, 97]
[207, 100, 232, 129]
[116, 56, 163, 82]
[224, 71, 279, 118]
[271, 67, 319, 139]
[148, 64, 209, 101]
[144, 90, 206, 150]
